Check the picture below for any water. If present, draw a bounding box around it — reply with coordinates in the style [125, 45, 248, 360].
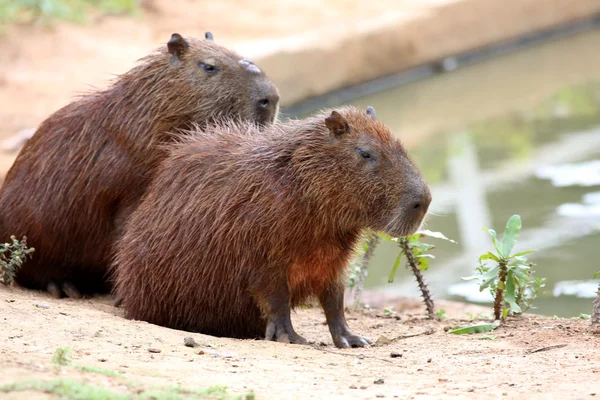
[291, 28, 600, 317]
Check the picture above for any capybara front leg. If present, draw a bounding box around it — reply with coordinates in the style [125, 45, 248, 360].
[47, 281, 62, 299]
[263, 289, 307, 345]
[319, 282, 372, 348]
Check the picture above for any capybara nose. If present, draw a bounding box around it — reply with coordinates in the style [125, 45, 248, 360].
[412, 186, 432, 215]
[255, 92, 280, 125]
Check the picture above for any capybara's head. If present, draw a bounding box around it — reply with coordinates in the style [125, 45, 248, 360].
[294, 106, 431, 237]
[147, 32, 279, 126]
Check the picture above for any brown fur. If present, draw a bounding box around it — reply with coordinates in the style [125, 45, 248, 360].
[112, 105, 431, 348]
[0, 33, 279, 297]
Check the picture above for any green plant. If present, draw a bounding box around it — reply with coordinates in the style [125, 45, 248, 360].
[0, 235, 35, 285]
[383, 306, 395, 317]
[463, 215, 545, 321]
[387, 230, 456, 319]
[435, 309, 447, 319]
[592, 271, 600, 325]
[347, 231, 379, 308]
[52, 347, 71, 372]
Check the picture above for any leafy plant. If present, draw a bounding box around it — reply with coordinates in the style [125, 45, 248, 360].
[387, 230, 456, 319]
[0, 235, 34, 285]
[347, 231, 379, 308]
[463, 215, 545, 321]
[435, 309, 447, 319]
[383, 306, 395, 317]
[52, 347, 71, 372]
[592, 271, 600, 325]
[447, 322, 499, 335]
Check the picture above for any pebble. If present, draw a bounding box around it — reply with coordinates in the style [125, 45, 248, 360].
[390, 352, 402, 358]
[184, 337, 198, 348]
[34, 303, 49, 309]
[349, 385, 357, 389]
[148, 348, 161, 353]
[374, 378, 385, 385]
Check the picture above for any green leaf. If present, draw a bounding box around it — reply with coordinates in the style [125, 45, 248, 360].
[448, 322, 499, 335]
[409, 242, 435, 252]
[378, 232, 394, 242]
[416, 230, 457, 243]
[388, 253, 403, 283]
[505, 270, 522, 314]
[478, 334, 497, 340]
[479, 252, 500, 262]
[501, 215, 522, 258]
[416, 254, 432, 271]
[593, 271, 600, 279]
[479, 265, 500, 291]
[483, 228, 502, 256]
[511, 250, 535, 257]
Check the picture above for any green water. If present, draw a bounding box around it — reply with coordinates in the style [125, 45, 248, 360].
[292, 28, 600, 317]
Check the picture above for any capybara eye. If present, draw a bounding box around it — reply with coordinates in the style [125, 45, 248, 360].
[355, 148, 372, 160]
[198, 62, 218, 73]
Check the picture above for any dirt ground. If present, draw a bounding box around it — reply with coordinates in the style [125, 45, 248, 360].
[1, 286, 599, 399]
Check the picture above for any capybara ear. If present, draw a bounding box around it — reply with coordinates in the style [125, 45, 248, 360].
[205, 31, 214, 41]
[167, 33, 190, 59]
[325, 111, 350, 138]
[366, 106, 376, 120]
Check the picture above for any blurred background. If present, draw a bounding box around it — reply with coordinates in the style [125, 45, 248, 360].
[1, 0, 599, 317]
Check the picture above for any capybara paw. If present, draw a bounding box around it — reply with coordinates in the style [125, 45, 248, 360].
[47, 281, 62, 299]
[332, 333, 372, 349]
[265, 322, 307, 345]
[46, 280, 83, 299]
[61, 281, 82, 299]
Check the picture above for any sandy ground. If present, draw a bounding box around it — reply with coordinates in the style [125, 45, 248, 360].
[1, 286, 599, 400]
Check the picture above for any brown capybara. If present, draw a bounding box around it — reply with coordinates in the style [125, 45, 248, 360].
[0, 32, 280, 299]
[112, 105, 432, 348]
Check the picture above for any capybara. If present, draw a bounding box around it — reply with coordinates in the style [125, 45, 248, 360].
[0, 32, 280, 299]
[113, 105, 432, 348]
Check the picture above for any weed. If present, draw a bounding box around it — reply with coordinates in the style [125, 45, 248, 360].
[347, 231, 379, 308]
[383, 306, 395, 317]
[435, 309, 447, 319]
[387, 230, 456, 319]
[0, 235, 34, 285]
[463, 214, 545, 321]
[75, 365, 124, 378]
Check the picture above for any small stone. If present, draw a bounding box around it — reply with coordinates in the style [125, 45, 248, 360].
[349, 385, 357, 389]
[376, 395, 384, 398]
[390, 352, 402, 358]
[374, 378, 385, 385]
[438, 378, 448, 382]
[59, 312, 68, 316]
[443, 326, 452, 332]
[34, 303, 49, 309]
[357, 354, 365, 359]
[148, 348, 161, 353]
[184, 337, 198, 348]
[98, 358, 107, 362]
[360, 386, 368, 390]
[427, 358, 432, 363]
[197, 350, 205, 355]
[6, 299, 15, 303]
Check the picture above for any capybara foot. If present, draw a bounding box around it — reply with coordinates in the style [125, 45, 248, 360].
[332, 332, 372, 349]
[113, 296, 123, 308]
[61, 281, 82, 299]
[47, 281, 61, 299]
[265, 321, 308, 345]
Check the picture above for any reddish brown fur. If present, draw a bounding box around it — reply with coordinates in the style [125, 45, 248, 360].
[112, 105, 431, 347]
[0, 33, 279, 297]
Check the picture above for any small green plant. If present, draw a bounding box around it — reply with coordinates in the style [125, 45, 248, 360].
[387, 230, 456, 319]
[448, 322, 499, 335]
[435, 308, 447, 319]
[52, 347, 71, 372]
[592, 271, 600, 325]
[383, 306, 396, 317]
[347, 231, 379, 308]
[463, 214, 545, 321]
[0, 235, 35, 285]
